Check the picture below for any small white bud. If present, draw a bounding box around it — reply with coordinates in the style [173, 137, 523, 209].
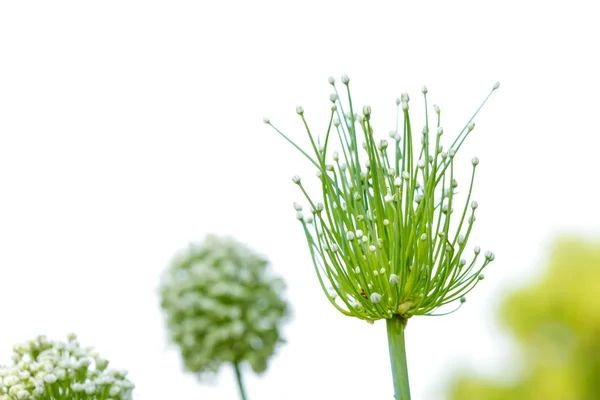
[341, 75, 350, 84]
[388, 130, 396, 139]
[401, 102, 408, 111]
[469, 215, 476, 223]
[415, 193, 423, 203]
[292, 175, 301, 184]
[471, 157, 479, 166]
[296, 211, 304, 220]
[493, 81, 500, 90]
[459, 258, 466, 266]
[293, 202, 302, 211]
[421, 85, 428, 94]
[441, 151, 448, 159]
[383, 219, 389, 225]
[485, 251, 495, 261]
[437, 127, 444, 136]
[369, 245, 376, 252]
[394, 133, 402, 141]
[449, 148, 456, 158]
[331, 244, 339, 252]
[328, 76, 335, 85]
[433, 104, 440, 114]
[401, 171, 410, 180]
[315, 202, 324, 212]
[420, 233, 427, 241]
[379, 267, 385, 274]
[333, 151, 339, 161]
[346, 231, 356, 241]
[395, 97, 401, 105]
[361, 236, 368, 243]
[363, 105, 372, 116]
[355, 266, 361, 273]
[388, 167, 396, 176]
[355, 229, 364, 238]
[373, 269, 379, 276]
[471, 201, 479, 209]
[370, 293, 382, 303]
[458, 235, 465, 245]
[379, 139, 388, 150]
[422, 126, 428, 136]
[384, 194, 393, 203]
[339, 162, 347, 171]
[262, 117, 270, 124]
[401, 93, 410, 102]
[468, 122, 475, 131]
[304, 214, 313, 224]
[394, 177, 402, 187]
[329, 93, 338, 103]
[474, 246, 481, 254]
[326, 164, 334, 171]
[418, 159, 426, 169]
[331, 104, 337, 112]
[316, 170, 322, 178]
[389, 274, 399, 286]
[333, 118, 340, 127]
[296, 105, 304, 115]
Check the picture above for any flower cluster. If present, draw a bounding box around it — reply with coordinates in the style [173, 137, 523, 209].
[160, 234, 289, 377]
[266, 76, 498, 322]
[0, 334, 134, 400]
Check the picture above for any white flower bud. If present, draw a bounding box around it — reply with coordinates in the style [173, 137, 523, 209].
[421, 85, 428, 94]
[292, 175, 301, 184]
[420, 233, 427, 241]
[315, 202, 324, 212]
[332, 151, 339, 161]
[394, 133, 401, 141]
[468, 122, 475, 131]
[328, 76, 335, 85]
[379, 267, 385, 274]
[485, 251, 495, 261]
[355, 266, 361, 273]
[493, 81, 500, 90]
[316, 170, 322, 178]
[370, 293, 382, 303]
[449, 148, 456, 158]
[395, 97, 401, 105]
[383, 219, 389, 226]
[437, 127, 444, 136]
[293, 202, 302, 211]
[401, 171, 410, 180]
[363, 105, 372, 116]
[304, 214, 313, 224]
[333, 118, 340, 127]
[262, 117, 270, 124]
[402, 102, 409, 111]
[389, 274, 399, 286]
[296, 211, 303, 220]
[468, 215, 476, 223]
[331, 244, 339, 252]
[361, 236, 368, 243]
[474, 246, 481, 254]
[341, 75, 350, 84]
[422, 126, 428, 136]
[355, 229, 363, 238]
[415, 193, 423, 203]
[373, 269, 379, 276]
[471, 157, 479, 166]
[379, 139, 388, 150]
[457, 235, 465, 245]
[339, 162, 347, 171]
[471, 201, 479, 209]
[433, 104, 440, 114]
[388, 130, 396, 138]
[394, 177, 402, 187]
[346, 231, 356, 241]
[296, 105, 304, 115]
[418, 159, 425, 169]
[369, 245, 376, 252]
[329, 93, 338, 102]
[331, 105, 337, 112]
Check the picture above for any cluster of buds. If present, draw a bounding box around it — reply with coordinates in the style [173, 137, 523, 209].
[160, 234, 289, 377]
[0, 334, 134, 400]
[265, 76, 499, 322]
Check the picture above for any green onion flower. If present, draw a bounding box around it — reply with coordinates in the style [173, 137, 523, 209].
[159, 234, 289, 400]
[265, 76, 499, 399]
[0, 333, 134, 400]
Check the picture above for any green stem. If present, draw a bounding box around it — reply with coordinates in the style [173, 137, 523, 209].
[233, 361, 248, 400]
[386, 315, 411, 400]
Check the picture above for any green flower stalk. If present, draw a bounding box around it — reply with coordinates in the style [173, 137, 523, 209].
[265, 76, 499, 399]
[0, 333, 134, 400]
[159, 234, 289, 400]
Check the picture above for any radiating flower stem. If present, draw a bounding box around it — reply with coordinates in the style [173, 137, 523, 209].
[234, 362, 248, 400]
[387, 315, 411, 399]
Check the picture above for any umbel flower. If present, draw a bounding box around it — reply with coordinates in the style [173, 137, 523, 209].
[265, 76, 499, 399]
[159, 234, 288, 400]
[0, 333, 134, 400]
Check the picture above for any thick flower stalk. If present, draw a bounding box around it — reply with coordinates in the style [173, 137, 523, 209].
[0, 333, 134, 400]
[160, 234, 289, 400]
[265, 76, 498, 399]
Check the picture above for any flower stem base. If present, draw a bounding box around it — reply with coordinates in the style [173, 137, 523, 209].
[386, 315, 411, 400]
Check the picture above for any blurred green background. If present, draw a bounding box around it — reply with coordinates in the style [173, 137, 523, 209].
[447, 236, 600, 400]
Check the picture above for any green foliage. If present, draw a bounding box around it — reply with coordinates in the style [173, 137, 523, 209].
[0, 334, 134, 400]
[448, 236, 600, 399]
[160, 234, 289, 378]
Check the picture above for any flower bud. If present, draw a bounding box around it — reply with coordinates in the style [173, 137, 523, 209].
[296, 105, 304, 115]
[292, 175, 301, 184]
[370, 293, 382, 303]
[328, 76, 335, 85]
[347, 231, 356, 241]
[389, 274, 399, 286]
[362, 105, 372, 116]
[471, 157, 479, 166]
[493, 81, 500, 90]
[341, 75, 350, 84]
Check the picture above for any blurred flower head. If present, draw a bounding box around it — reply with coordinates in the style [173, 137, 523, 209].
[0, 333, 134, 400]
[266, 77, 499, 322]
[160, 234, 289, 377]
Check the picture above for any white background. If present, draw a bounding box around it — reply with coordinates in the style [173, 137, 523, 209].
[1, 1, 599, 399]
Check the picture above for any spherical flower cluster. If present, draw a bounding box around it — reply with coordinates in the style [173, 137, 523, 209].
[160, 234, 289, 377]
[0, 334, 134, 400]
[266, 77, 499, 322]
